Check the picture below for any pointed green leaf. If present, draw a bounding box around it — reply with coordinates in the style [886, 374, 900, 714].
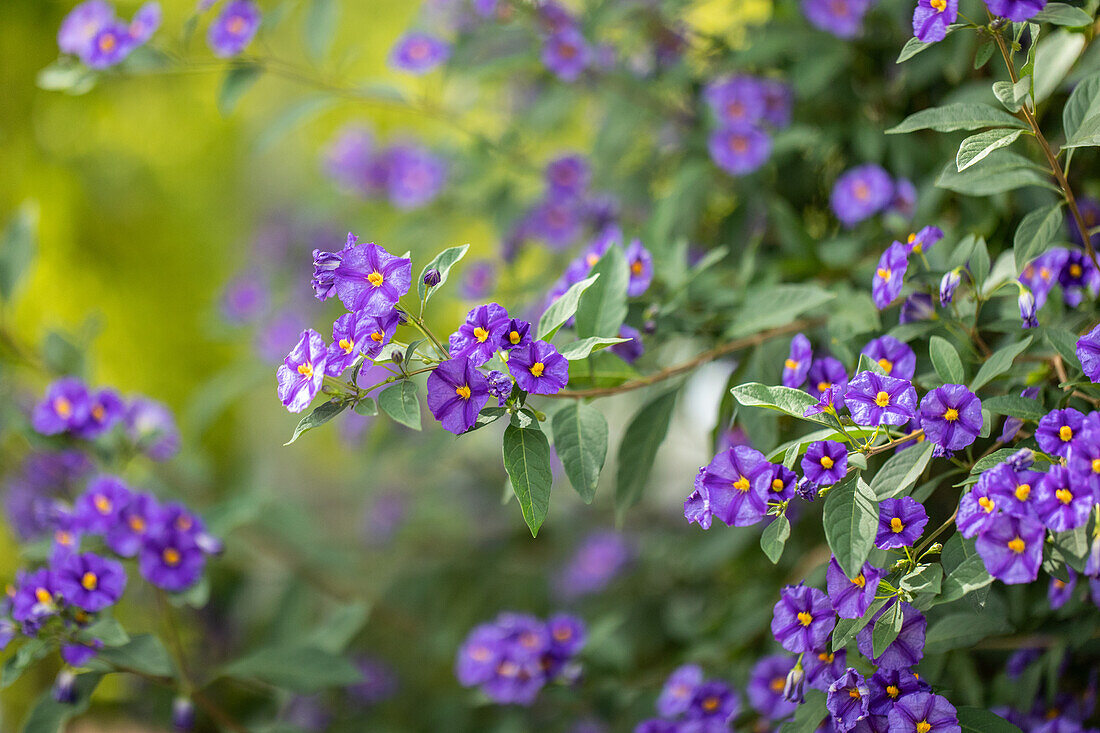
[823, 475, 878, 578]
[936, 150, 1057, 196]
[887, 103, 1028, 134]
[929, 336, 965, 385]
[956, 129, 1024, 172]
[731, 382, 841, 429]
[557, 337, 628, 361]
[220, 644, 363, 692]
[217, 64, 262, 116]
[761, 516, 791, 564]
[869, 439, 934, 500]
[615, 389, 679, 515]
[575, 247, 629, 339]
[956, 706, 1024, 733]
[285, 400, 347, 445]
[417, 244, 470, 303]
[1033, 3, 1093, 25]
[970, 336, 1032, 392]
[378, 382, 421, 430]
[552, 402, 608, 503]
[872, 599, 904, 657]
[502, 425, 554, 537]
[537, 274, 600, 340]
[1064, 71, 1100, 140]
[0, 201, 38, 301]
[1014, 202, 1065, 271]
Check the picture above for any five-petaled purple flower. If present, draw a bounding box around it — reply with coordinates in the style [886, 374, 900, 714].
[657, 664, 704, 717]
[846, 371, 917, 426]
[389, 32, 450, 74]
[875, 497, 928, 549]
[1035, 408, 1084, 458]
[1035, 465, 1093, 531]
[32, 378, 91, 435]
[276, 329, 328, 413]
[329, 239, 413, 315]
[784, 334, 813, 388]
[974, 513, 1045, 584]
[748, 655, 799, 720]
[771, 583, 836, 654]
[803, 441, 848, 486]
[625, 240, 654, 296]
[827, 668, 870, 732]
[426, 358, 491, 434]
[861, 336, 916, 380]
[832, 165, 894, 227]
[701, 445, 771, 527]
[450, 303, 510, 365]
[542, 28, 590, 82]
[207, 0, 261, 57]
[709, 124, 772, 176]
[1076, 323, 1100, 383]
[508, 340, 569, 396]
[886, 692, 960, 733]
[826, 558, 883, 619]
[919, 384, 982, 453]
[872, 243, 909, 309]
[139, 527, 206, 592]
[913, 0, 958, 42]
[54, 552, 127, 612]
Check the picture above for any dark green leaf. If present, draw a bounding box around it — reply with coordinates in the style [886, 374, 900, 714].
[615, 389, 679, 516]
[761, 516, 791, 564]
[869, 440, 934, 499]
[1063, 112, 1100, 150]
[575, 247, 629, 339]
[731, 382, 840, 429]
[220, 644, 362, 692]
[557, 337, 628, 360]
[956, 706, 1024, 733]
[551, 402, 608, 503]
[956, 129, 1024, 171]
[1064, 71, 1100, 140]
[1014, 202, 1065, 271]
[305, 601, 370, 654]
[896, 26, 964, 62]
[900, 563, 943, 595]
[936, 150, 1057, 196]
[378, 382, 421, 431]
[981, 394, 1045, 420]
[2, 639, 51, 688]
[930, 336, 965, 385]
[1047, 327, 1084, 371]
[417, 244, 470, 303]
[779, 691, 827, 733]
[872, 599, 904, 657]
[22, 673, 102, 733]
[353, 396, 378, 416]
[974, 38, 995, 69]
[1033, 3, 1093, 25]
[726, 284, 834, 339]
[92, 634, 177, 679]
[502, 424, 554, 537]
[1034, 29, 1085, 103]
[925, 610, 1010, 651]
[971, 336, 1032, 391]
[285, 400, 347, 445]
[823, 476, 878, 578]
[833, 597, 887, 651]
[217, 64, 262, 116]
[938, 534, 994, 603]
[887, 103, 1028, 134]
[537, 274, 599, 340]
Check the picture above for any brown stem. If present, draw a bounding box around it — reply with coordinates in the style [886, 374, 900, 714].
[865, 429, 925, 456]
[915, 508, 958, 555]
[547, 319, 822, 399]
[992, 29, 1100, 272]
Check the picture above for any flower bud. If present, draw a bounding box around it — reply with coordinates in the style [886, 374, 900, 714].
[1018, 289, 1037, 329]
[423, 268, 441, 287]
[391, 349, 404, 365]
[939, 269, 961, 306]
[795, 476, 816, 503]
[783, 664, 805, 703]
[643, 319, 657, 334]
[1006, 447, 1034, 472]
[173, 696, 196, 731]
[53, 669, 77, 704]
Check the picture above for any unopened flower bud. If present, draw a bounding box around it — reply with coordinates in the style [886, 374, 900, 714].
[1018, 289, 1037, 329]
[173, 696, 195, 731]
[939, 269, 961, 306]
[783, 664, 805, 703]
[423, 268, 441, 287]
[1006, 448, 1034, 472]
[391, 349, 404, 365]
[53, 669, 77, 704]
[643, 319, 657, 334]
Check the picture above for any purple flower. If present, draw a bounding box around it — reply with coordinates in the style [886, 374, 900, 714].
[889, 179, 918, 219]
[455, 624, 505, 687]
[625, 240, 653, 296]
[497, 319, 532, 353]
[485, 370, 513, 406]
[545, 154, 590, 198]
[900, 293, 935, 324]
[803, 441, 848, 486]
[876, 497, 928, 549]
[1035, 465, 1093, 531]
[784, 334, 813, 388]
[32, 378, 91, 435]
[77, 388, 125, 439]
[106, 492, 161, 557]
[1019, 249, 1067, 308]
[61, 640, 102, 667]
[1067, 429, 1100, 496]
[1019, 289, 1038, 329]
[126, 398, 180, 461]
[508, 340, 568, 395]
[905, 226, 944, 255]
[763, 464, 798, 502]
[85, 22, 135, 68]
[74, 475, 132, 534]
[349, 656, 399, 705]
[887, 692, 960, 733]
[276, 329, 328, 413]
[919, 384, 982, 452]
[984, 0, 1047, 20]
[1058, 250, 1100, 308]
[804, 647, 846, 692]
[856, 601, 926, 669]
[1036, 408, 1084, 458]
[861, 336, 915, 380]
[426, 358, 490, 434]
[546, 613, 586, 658]
[748, 655, 799, 720]
[1049, 568, 1077, 609]
[11, 569, 59, 628]
[542, 28, 589, 81]
[610, 324, 645, 363]
[58, 1, 114, 57]
[207, 0, 261, 57]
[1077, 324, 1100, 383]
[657, 664, 704, 717]
[688, 680, 740, 722]
[127, 2, 161, 44]
[702, 446, 771, 527]
[761, 79, 794, 128]
[685, 467, 713, 530]
[389, 32, 449, 74]
[708, 124, 772, 176]
[221, 269, 269, 324]
[808, 357, 849, 400]
[450, 304, 509, 365]
[331, 239, 413, 315]
[827, 668, 870, 732]
[846, 372, 917, 427]
[54, 552, 126, 612]
[957, 479, 1007, 538]
[974, 513, 1045, 584]
[557, 531, 631, 598]
[704, 75, 766, 126]
[826, 558, 883, 619]
[802, 0, 873, 38]
[832, 165, 893, 227]
[771, 584, 836, 654]
[138, 527, 206, 592]
[872, 243, 909, 309]
[386, 144, 448, 209]
[913, 0, 958, 42]
[327, 310, 399, 376]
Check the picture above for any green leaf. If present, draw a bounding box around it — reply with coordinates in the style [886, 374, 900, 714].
[779, 691, 827, 733]
[886, 103, 1028, 134]
[872, 600, 904, 657]
[1014, 202, 1065, 272]
[305, 601, 370, 654]
[833, 597, 887, 651]
[417, 243, 470, 304]
[900, 563, 943, 595]
[1064, 71, 1100, 140]
[285, 400, 347, 445]
[925, 609, 1010, 651]
[974, 38, 996, 69]
[76, 615, 129, 648]
[895, 25, 964, 63]
[938, 534, 994, 603]
[1046, 327, 1084, 371]
[502, 425, 554, 537]
[981, 394, 1045, 420]
[1062, 112, 1100, 150]
[956, 706, 1024, 733]
[1034, 29, 1086, 103]
[551, 402, 608, 504]
[731, 382, 840, 429]
[378, 382, 421, 431]
[0, 201, 38, 301]
[869, 440, 934, 500]
[615, 389, 679, 516]
[726, 284, 834, 339]
[537, 274, 600, 340]
[936, 150, 1057, 196]
[1033, 3, 1093, 25]
[929, 336, 965, 385]
[823, 476, 878, 578]
[761, 516, 791, 564]
[36, 58, 98, 95]
[22, 673, 102, 733]
[217, 64, 262, 116]
[220, 644, 363, 692]
[971, 336, 1032, 392]
[2, 639, 51, 688]
[575, 246, 629, 339]
[956, 129, 1024, 171]
[92, 634, 177, 679]
[992, 77, 1031, 113]
[557, 337, 628, 360]
[353, 396, 377, 416]
[856, 353, 887, 376]
[304, 0, 338, 61]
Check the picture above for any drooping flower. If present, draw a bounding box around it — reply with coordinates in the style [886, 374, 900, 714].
[704, 75, 766, 126]
[886, 692, 961, 733]
[425, 358, 491, 434]
[701, 446, 772, 527]
[508, 340, 569, 395]
[389, 32, 449, 74]
[657, 664, 704, 717]
[207, 0, 261, 57]
[900, 293, 936, 324]
[450, 303, 510, 365]
[330, 240, 413, 315]
[983, 0, 1047, 21]
[1018, 289, 1038, 329]
[974, 513, 1045, 584]
[1036, 408, 1084, 458]
[1035, 465, 1093, 532]
[748, 655, 799, 720]
[708, 124, 771, 176]
[1077, 324, 1100, 383]
[905, 226, 944, 255]
[771, 584, 836, 654]
[802, 441, 848, 486]
[856, 601, 926, 669]
[846, 372, 917, 426]
[826, 668, 870, 732]
[919, 384, 982, 453]
[831, 165, 893, 227]
[871, 242, 909, 309]
[54, 552, 126, 612]
[542, 28, 589, 81]
[276, 329, 328, 414]
[784, 334, 813, 388]
[861, 336, 916, 380]
[939, 270, 962, 306]
[826, 558, 883, 619]
[625, 240, 653, 296]
[913, 0, 958, 42]
[875, 497, 928, 549]
[32, 378, 91, 436]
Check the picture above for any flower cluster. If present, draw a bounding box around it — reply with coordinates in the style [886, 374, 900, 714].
[57, 0, 160, 69]
[704, 74, 793, 177]
[913, 0, 1048, 43]
[1020, 244, 1100, 315]
[831, 165, 919, 228]
[455, 612, 586, 705]
[635, 665, 740, 731]
[323, 126, 448, 210]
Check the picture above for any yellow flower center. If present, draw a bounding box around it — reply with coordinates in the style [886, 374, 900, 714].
[1007, 536, 1026, 554]
[227, 15, 246, 34]
[455, 384, 472, 400]
[785, 358, 799, 370]
[797, 611, 814, 626]
[35, 588, 52, 605]
[1040, 266, 1052, 280]
[943, 408, 959, 422]
[854, 182, 870, 201]
[631, 260, 644, 276]
[818, 381, 832, 392]
[702, 697, 720, 712]
[890, 516, 904, 533]
[930, 0, 946, 11]
[367, 271, 384, 287]
[99, 33, 116, 51]
[849, 689, 862, 699]
[770, 678, 785, 692]
[177, 516, 193, 531]
[56, 530, 73, 546]
[473, 327, 490, 342]
[1015, 484, 1031, 501]
[530, 362, 545, 377]
[771, 478, 785, 492]
[1056, 488, 1074, 505]
[917, 721, 932, 733]
[733, 476, 750, 492]
[851, 574, 866, 588]
[54, 397, 72, 418]
[586, 253, 600, 267]
[978, 496, 995, 513]
[1059, 425, 1073, 442]
[509, 331, 521, 345]
[553, 626, 572, 641]
[81, 572, 98, 591]
[92, 405, 105, 422]
[297, 362, 313, 378]
[339, 338, 355, 353]
[1093, 459, 1100, 474]
[886, 685, 899, 698]
[878, 358, 893, 374]
[818, 652, 834, 662]
[820, 455, 834, 470]
[163, 548, 181, 566]
[877, 267, 891, 282]
[1070, 264, 1083, 278]
[94, 495, 112, 514]
[371, 331, 384, 343]
[875, 391, 891, 408]
[129, 516, 146, 533]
